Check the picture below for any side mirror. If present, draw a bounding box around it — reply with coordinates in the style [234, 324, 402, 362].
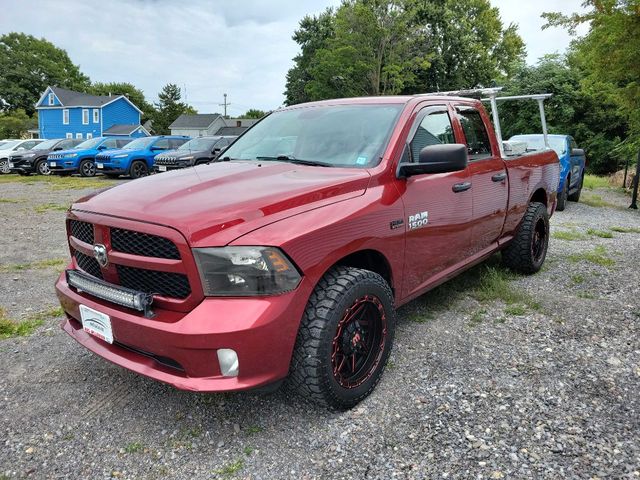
[398, 144, 468, 178]
[97, 145, 107, 151]
[17, 147, 25, 151]
[571, 148, 584, 156]
[54, 147, 62, 151]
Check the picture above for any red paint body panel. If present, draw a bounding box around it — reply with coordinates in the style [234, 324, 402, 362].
[55, 95, 559, 392]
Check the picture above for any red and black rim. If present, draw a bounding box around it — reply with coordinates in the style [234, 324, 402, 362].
[331, 295, 387, 389]
[532, 217, 547, 262]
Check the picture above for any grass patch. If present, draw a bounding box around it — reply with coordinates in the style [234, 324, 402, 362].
[577, 291, 596, 299]
[473, 266, 539, 309]
[468, 308, 486, 327]
[213, 459, 244, 478]
[504, 304, 527, 316]
[0, 198, 22, 203]
[552, 229, 586, 241]
[33, 203, 69, 213]
[568, 245, 615, 267]
[570, 274, 585, 285]
[246, 425, 263, 435]
[243, 446, 254, 456]
[0, 306, 63, 339]
[581, 193, 616, 208]
[587, 228, 613, 238]
[0, 174, 117, 191]
[0, 258, 67, 273]
[583, 174, 610, 190]
[124, 442, 143, 454]
[408, 310, 434, 323]
[610, 226, 640, 233]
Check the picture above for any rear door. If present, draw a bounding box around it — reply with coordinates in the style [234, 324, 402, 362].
[400, 105, 473, 298]
[455, 105, 508, 255]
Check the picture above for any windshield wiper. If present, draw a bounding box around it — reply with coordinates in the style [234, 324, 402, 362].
[256, 155, 333, 167]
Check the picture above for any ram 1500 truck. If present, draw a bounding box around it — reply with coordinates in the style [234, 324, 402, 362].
[55, 94, 559, 409]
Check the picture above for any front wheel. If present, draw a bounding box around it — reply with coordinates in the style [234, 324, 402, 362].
[35, 159, 50, 175]
[0, 159, 10, 174]
[79, 159, 97, 177]
[502, 202, 549, 274]
[287, 267, 396, 410]
[129, 160, 148, 179]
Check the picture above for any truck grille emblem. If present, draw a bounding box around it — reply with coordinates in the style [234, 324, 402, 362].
[93, 244, 108, 268]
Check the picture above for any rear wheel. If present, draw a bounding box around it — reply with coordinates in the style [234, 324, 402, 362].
[568, 174, 583, 202]
[129, 160, 148, 179]
[556, 178, 568, 211]
[35, 159, 50, 175]
[287, 266, 396, 410]
[502, 202, 549, 274]
[79, 159, 97, 177]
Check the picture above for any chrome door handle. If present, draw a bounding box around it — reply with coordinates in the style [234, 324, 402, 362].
[492, 172, 507, 182]
[452, 182, 472, 193]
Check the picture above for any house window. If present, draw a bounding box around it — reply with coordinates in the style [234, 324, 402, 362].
[93, 109, 99, 123]
[63, 109, 69, 125]
[48, 93, 55, 106]
[87, 133, 93, 139]
[76, 133, 83, 139]
[82, 109, 89, 125]
[66, 133, 72, 139]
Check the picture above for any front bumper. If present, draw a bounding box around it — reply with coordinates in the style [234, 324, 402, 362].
[55, 270, 308, 391]
[8, 159, 35, 174]
[95, 161, 126, 174]
[49, 159, 79, 173]
[153, 163, 191, 172]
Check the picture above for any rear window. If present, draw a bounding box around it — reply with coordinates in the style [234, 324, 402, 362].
[457, 107, 492, 159]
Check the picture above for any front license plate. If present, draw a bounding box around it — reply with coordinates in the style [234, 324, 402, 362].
[96, 163, 103, 169]
[158, 165, 167, 172]
[79, 304, 113, 344]
[8, 162, 13, 168]
[49, 162, 56, 167]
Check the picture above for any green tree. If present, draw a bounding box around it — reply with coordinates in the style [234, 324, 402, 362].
[0, 33, 90, 116]
[151, 83, 196, 135]
[90, 82, 155, 122]
[242, 109, 267, 119]
[0, 109, 36, 138]
[543, 0, 640, 161]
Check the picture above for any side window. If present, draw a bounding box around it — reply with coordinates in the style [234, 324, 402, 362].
[116, 139, 130, 148]
[153, 139, 170, 150]
[457, 107, 492, 159]
[103, 139, 118, 149]
[409, 110, 455, 162]
[23, 141, 38, 149]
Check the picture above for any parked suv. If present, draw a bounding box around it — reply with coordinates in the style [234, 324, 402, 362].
[8, 138, 81, 175]
[48, 137, 133, 177]
[95, 136, 189, 178]
[0, 139, 45, 174]
[153, 136, 236, 173]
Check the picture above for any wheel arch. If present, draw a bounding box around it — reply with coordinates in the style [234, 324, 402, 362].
[324, 248, 394, 294]
[530, 187, 547, 207]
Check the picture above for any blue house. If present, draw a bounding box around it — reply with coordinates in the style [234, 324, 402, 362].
[35, 86, 150, 140]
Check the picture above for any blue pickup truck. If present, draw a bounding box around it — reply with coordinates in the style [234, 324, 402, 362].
[48, 137, 133, 177]
[509, 134, 586, 211]
[94, 135, 189, 179]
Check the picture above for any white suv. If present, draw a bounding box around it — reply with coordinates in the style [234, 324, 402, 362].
[0, 139, 45, 174]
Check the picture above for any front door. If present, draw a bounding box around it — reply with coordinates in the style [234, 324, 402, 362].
[399, 105, 473, 299]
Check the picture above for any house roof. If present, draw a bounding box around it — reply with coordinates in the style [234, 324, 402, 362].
[215, 126, 248, 136]
[36, 86, 143, 113]
[170, 114, 221, 129]
[104, 124, 148, 136]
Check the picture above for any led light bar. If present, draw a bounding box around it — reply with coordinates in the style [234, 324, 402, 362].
[66, 270, 153, 315]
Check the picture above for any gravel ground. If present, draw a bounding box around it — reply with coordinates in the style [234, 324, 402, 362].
[1, 176, 639, 479]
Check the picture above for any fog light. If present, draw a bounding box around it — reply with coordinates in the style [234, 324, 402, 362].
[217, 349, 239, 377]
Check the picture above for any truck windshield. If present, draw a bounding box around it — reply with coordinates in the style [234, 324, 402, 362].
[123, 137, 155, 150]
[510, 135, 566, 158]
[179, 137, 218, 151]
[221, 104, 403, 168]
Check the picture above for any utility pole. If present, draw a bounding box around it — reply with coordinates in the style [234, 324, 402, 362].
[219, 93, 231, 118]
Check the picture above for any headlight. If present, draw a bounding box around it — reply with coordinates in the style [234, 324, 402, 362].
[64, 153, 78, 158]
[181, 156, 194, 161]
[23, 153, 35, 158]
[193, 247, 301, 296]
[113, 154, 128, 158]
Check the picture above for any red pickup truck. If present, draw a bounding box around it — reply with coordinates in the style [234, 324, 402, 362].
[56, 94, 559, 409]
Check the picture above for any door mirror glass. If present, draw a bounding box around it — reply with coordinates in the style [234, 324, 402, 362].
[399, 144, 468, 178]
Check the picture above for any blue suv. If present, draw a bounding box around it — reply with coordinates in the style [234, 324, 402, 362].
[48, 137, 133, 177]
[95, 135, 190, 179]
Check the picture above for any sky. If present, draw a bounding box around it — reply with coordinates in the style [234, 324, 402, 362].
[0, 0, 588, 115]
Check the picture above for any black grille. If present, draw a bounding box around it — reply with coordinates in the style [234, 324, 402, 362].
[74, 250, 103, 279]
[111, 228, 180, 259]
[70, 220, 94, 244]
[116, 265, 190, 298]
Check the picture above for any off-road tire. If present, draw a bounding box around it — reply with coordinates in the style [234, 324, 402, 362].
[568, 174, 583, 202]
[556, 178, 568, 211]
[502, 202, 549, 274]
[129, 160, 148, 179]
[79, 159, 97, 177]
[35, 159, 50, 175]
[286, 266, 396, 410]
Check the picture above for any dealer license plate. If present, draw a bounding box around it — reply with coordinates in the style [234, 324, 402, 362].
[8, 162, 13, 168]
[79, 304, 113, 344]
[158, 165, 167, 172]
[96, 163, 103, 169]
[49, 162, 56, 167]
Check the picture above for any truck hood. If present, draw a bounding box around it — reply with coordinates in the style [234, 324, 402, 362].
[73, 161, 370, 246]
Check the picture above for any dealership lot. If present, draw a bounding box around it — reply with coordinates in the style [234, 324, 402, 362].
[1, 175, 639, 479]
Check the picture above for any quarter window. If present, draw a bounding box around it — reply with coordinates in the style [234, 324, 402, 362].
[93, 109, 100, 123]
[82, 109, 89, 125]
[409, 110, 455, 162]
[63, 109, 70, 125]
[457, 107, 492, 159]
